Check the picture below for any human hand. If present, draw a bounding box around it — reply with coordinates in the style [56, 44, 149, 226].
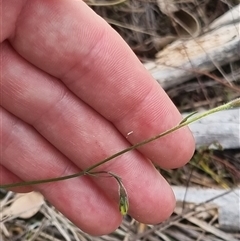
[1, 0, 194, 235]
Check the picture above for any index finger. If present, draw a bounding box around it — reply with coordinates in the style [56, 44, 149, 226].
[5, 0, 194, 167]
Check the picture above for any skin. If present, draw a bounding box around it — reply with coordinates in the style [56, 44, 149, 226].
[0, 0, 195, 236]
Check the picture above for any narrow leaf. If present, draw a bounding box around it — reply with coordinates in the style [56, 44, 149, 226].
[179, 111, 198, 124]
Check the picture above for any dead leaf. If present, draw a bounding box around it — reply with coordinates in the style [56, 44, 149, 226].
[2, 192, 44, 219]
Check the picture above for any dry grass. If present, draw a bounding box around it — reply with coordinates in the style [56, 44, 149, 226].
[1, 1, 240, 240]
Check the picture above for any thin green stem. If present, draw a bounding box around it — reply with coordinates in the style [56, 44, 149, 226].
[1, 98, 239, 189]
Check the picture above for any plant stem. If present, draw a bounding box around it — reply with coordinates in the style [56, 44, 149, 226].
[1, 98, 239, 189]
